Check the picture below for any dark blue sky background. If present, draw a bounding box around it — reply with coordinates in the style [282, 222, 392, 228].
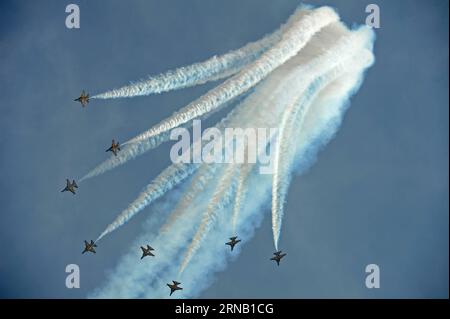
[0, 0, 448, 298]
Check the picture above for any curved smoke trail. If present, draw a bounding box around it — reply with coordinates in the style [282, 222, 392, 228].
[87, 5, 376, 298]
[271, 27, 375, 249]
[161, 55, 305, 235]
[180, 121, 280, 273]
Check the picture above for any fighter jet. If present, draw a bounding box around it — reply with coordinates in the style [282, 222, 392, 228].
[270, 251, 287, 266]
[106, 139, 121, 156]
[167, 281, 183, 296]
[61, 179, 78, 195]
[82, 240, 97, 254]
[74, 90, 90, 107]
[140, 245, 155, 259]
[225, 236, 241, 251]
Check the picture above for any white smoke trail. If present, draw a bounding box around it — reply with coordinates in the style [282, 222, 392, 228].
[178, 28, 375, 280]
[92, 9, 309, 100]
[79, 90, 244, 182]
[89, 6, 376, 298]
[158, 52, 306, 235]
[271, 33, 375, 248]
[96, 163, 198, 242]
[179, 163, 239, 274]
[271, 28, 375, 249]
[232, 162, 254, 234]
[179, 122, 280, 273]
[115, 7, 338, 143]
[160, 164, 217, 233]
[175, 67, 297, 271]
[79, 133, 170, 182]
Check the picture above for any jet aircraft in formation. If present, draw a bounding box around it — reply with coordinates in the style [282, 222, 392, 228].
[270, 251, 287, 266]
[140, 245, 155, 259]
[74, 90, 90, 107]
[167, 281, 183, 296]
[106, 139, 121, 156]
[61, 179, 78, 195]
[82, 240, 97, 254]
[225, 236, 241, 251]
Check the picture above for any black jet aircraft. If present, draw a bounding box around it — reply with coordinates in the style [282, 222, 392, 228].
[225, 236, 241, 251]
[167, 281, 183, 296]
[61, 179, 78, 195]
[106, 139, 121, 156]
[82, 240, 97, 254]
[270, 251, 287, 266]
[74, 90, 90, 107]
[140, 245, 155, 259]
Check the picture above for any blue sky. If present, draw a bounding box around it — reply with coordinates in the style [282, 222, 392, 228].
[0, 0, 448, 298]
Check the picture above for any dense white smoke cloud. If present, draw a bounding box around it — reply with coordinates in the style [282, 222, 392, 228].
[84, 5, 375, 298]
